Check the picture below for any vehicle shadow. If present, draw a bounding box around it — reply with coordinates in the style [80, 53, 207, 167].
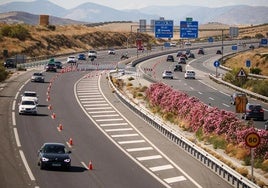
[44, 166, 87, 172]
[37, 104, 48, 107]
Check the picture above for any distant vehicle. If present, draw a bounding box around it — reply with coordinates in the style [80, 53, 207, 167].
[242, 103, 264, 121]
[77, 54, 86, 60]
[265, 120, 268, 130]
[174, 64, 182, 72]
[184, 70, 196, 79]
[19, 99, 37, 115]
[120, 53, 129, 60]
[162, 70, 173, 79]
[185, 41, 191, 46]
[3, 58, 16, 68]
[176, 51, 183, 57]
[54, 61, 62, 69]
[230, 93, 247, 105]
[45, 63, 57, 72]
[187, 53, 195, 58]
[88, 50, 97, 58]
[197, 48, 204, 55]
[166, 55, 174, 62]
[170, 42, 176, 47]
[178, 57, 186, 64]
[21, 91, 38, 104]
[31, 72, 44, 83]
[137, 46, 144, 51]
[66, 56, 77, 63]
[37, 143, 71, 170]
[108, 49, 116, 55]
[249, 44, 255, 50]
[216, 50, 222, 54]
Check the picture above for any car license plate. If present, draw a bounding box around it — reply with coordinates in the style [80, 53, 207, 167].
[52, 163, 61, 167]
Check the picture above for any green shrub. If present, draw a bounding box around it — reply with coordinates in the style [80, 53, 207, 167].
[0, 66, 9, 81]
[0, 24, 30, 41]
[250, 67, 262, 75]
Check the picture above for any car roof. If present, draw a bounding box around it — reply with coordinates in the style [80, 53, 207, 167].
[24, 91, 36, 93]
[43, 143, 66, 147]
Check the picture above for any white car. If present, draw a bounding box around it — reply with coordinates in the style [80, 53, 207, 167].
[66, 56, 76, 63]
[21, 91, 38, 105]
[88, 50, 97, 58]
[170, 42, 176, 47]
[108, 49, 116, 55]
[19, 99, 37, 115]
[184, 70, 196, 79]
[162, 70, 173, 79]
[185, 41, 191, 46]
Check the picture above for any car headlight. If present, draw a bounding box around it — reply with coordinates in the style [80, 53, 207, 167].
[64, 159, 71, 163]
[42, 157, 49, 162]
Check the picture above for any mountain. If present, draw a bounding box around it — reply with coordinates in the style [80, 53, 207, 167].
[0, 0, 267, 25]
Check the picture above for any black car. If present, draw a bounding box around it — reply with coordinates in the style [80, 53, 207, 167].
[174, 64, 182, 72]
[54, 61, 62, 69]
[38, 143, 71, 170]
[198, 48, 204, 55]
[216, 50, 222, 54]
[242, 103, 264, 121]
[3, 58, 16, 68]
[166, 55, 174, 62]
[45, 63, 57, 72]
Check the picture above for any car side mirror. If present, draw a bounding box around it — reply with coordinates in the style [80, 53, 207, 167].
[68, 151, 72, 154]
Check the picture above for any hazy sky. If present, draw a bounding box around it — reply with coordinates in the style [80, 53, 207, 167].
[1, 0, 267, 9]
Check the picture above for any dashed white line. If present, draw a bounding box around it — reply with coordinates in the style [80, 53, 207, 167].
[12, 100, 16, 111]
[19, 150, 35, 181]
[126, 147, 153, 152]
[150, 164, 173, 172]
[198, 91, 203, 95]
[190, 87, 194, 90]
[89, 110, 116, 114]
[222, 103, 230, 107]
[209, 97, 215, 100]
[137, 155, 162, 161]
[220, 91, 230, 96]
[13, 128, 21, 147]
[12, 112, 16, 126]
[164, 176, 186, 183]
[118, 140, 145, 144]
[111, 134, 139, 138]
[86, 107, 112, 110]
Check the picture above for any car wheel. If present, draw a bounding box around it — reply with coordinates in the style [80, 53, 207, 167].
[40, 162, 45, 170]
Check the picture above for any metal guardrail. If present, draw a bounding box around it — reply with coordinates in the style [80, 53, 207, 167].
[108, 70, 260, 188]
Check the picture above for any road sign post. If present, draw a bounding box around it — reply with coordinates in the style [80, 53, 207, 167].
[214, 61, 220, 77]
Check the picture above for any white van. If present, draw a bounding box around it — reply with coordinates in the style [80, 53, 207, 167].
[184, 70, 195, 79]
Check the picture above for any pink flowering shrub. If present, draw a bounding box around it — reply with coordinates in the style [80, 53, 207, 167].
[145, 83, 267, 160]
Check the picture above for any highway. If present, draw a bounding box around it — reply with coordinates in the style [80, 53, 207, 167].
[1, 43, 265, 188]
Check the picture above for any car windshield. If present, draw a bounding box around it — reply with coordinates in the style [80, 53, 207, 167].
[165, 71, 172, 74]
[22, 101, 35, 105]
[43, 145, 66, 154]
[33, 73, 42, 76]
[24, 92, 37, 97]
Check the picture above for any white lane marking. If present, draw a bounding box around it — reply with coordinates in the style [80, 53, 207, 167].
[105, 128, 133, 132]
[81, 161, 89, 170]
[209, 97, 215, 101]
[118, 140, 145, 144]
[96, 118, 124, 122]
[15, 91, 20, 100]
[198, 91, 203, 95]
[85, 107, 112, 110]
[19, 150, 35, 181]
[222, 103, 230, 107]
[127, 147, 153, 152]
[198, 80, 218, 91]
[12, 112, 16, 126]
[14, 128, 21, 147]
[137, 155, 162, 161]
[190, 87, 194, 90]
[18, 85, 24, 92]
[89, 110, 116, 114]
[79, 99, 106, 102]
[111, 134, 139, 138]
[78, 95, 100, 97]
[12, 100, 16, 111]
[164, 176, 187, 184]
[92, 114, 120, 118]
[82, 103, 109, 106]
[100, 123, 128, 127]
[220, 91, 230, 96]
[150, 164, 173, 172]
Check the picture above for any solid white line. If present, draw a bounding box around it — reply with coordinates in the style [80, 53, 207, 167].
[209, 97, 215, 100]
[105, 128, 133, 132]
[80, 95, 102, 97]
[137, 155, 162, 161]
[220, 91, 230, 96]
[93, 114, 119, 118]
[100, 123, 128, 127]
[12, 100, 16, 111]
[164, 176, 186, 183]
[19, 150, 35, 181]
[81, 161, 89, 170]
[222, 103, 230, 107]
[13, 128, 21, 147]
[126, 147, 153, 152]
[198, 91, 203, 95]
[190, 87, 194, 90]
[15, 92, 20, 100]
[96, 118, 123, 122]
[12, 112, 16, 126]
[150, 164, 173, 172]
[111, 134, 139, 138]
[118, 140, 145, 144]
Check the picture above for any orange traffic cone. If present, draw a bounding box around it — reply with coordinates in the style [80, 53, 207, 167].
[69, 138, 73, 146]
[46, 96, 50, 101]
[58, 123, 63, 131]
[88, 161, 93, 170]
[51, 113, 56, 119]
[48, 104, 52, 110]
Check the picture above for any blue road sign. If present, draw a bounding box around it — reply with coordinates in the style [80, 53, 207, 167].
[208, 37, 214, 43]
[214, 61, 220, 67]
[155, 20, 173, 38]
[260, 38, 267, 45]
[180, 21, 198, 38]
[246, 60, 251, 67]
[232, 45, 238, 50]
[164, 42, 170, 47]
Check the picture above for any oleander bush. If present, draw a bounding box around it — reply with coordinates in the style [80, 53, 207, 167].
[145, 82, 268, 171]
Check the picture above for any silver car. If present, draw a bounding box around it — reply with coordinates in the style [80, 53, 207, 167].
[162, 70, 173, 79]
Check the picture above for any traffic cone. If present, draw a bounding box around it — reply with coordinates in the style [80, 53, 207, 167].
[88, 161, 93, 170]
[58, 123, 63, 131]
[68, 138, 73, 146]
[46, 96, 50, 101]
[51, 113, 56, 119]
[48, 104, 52, 110]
